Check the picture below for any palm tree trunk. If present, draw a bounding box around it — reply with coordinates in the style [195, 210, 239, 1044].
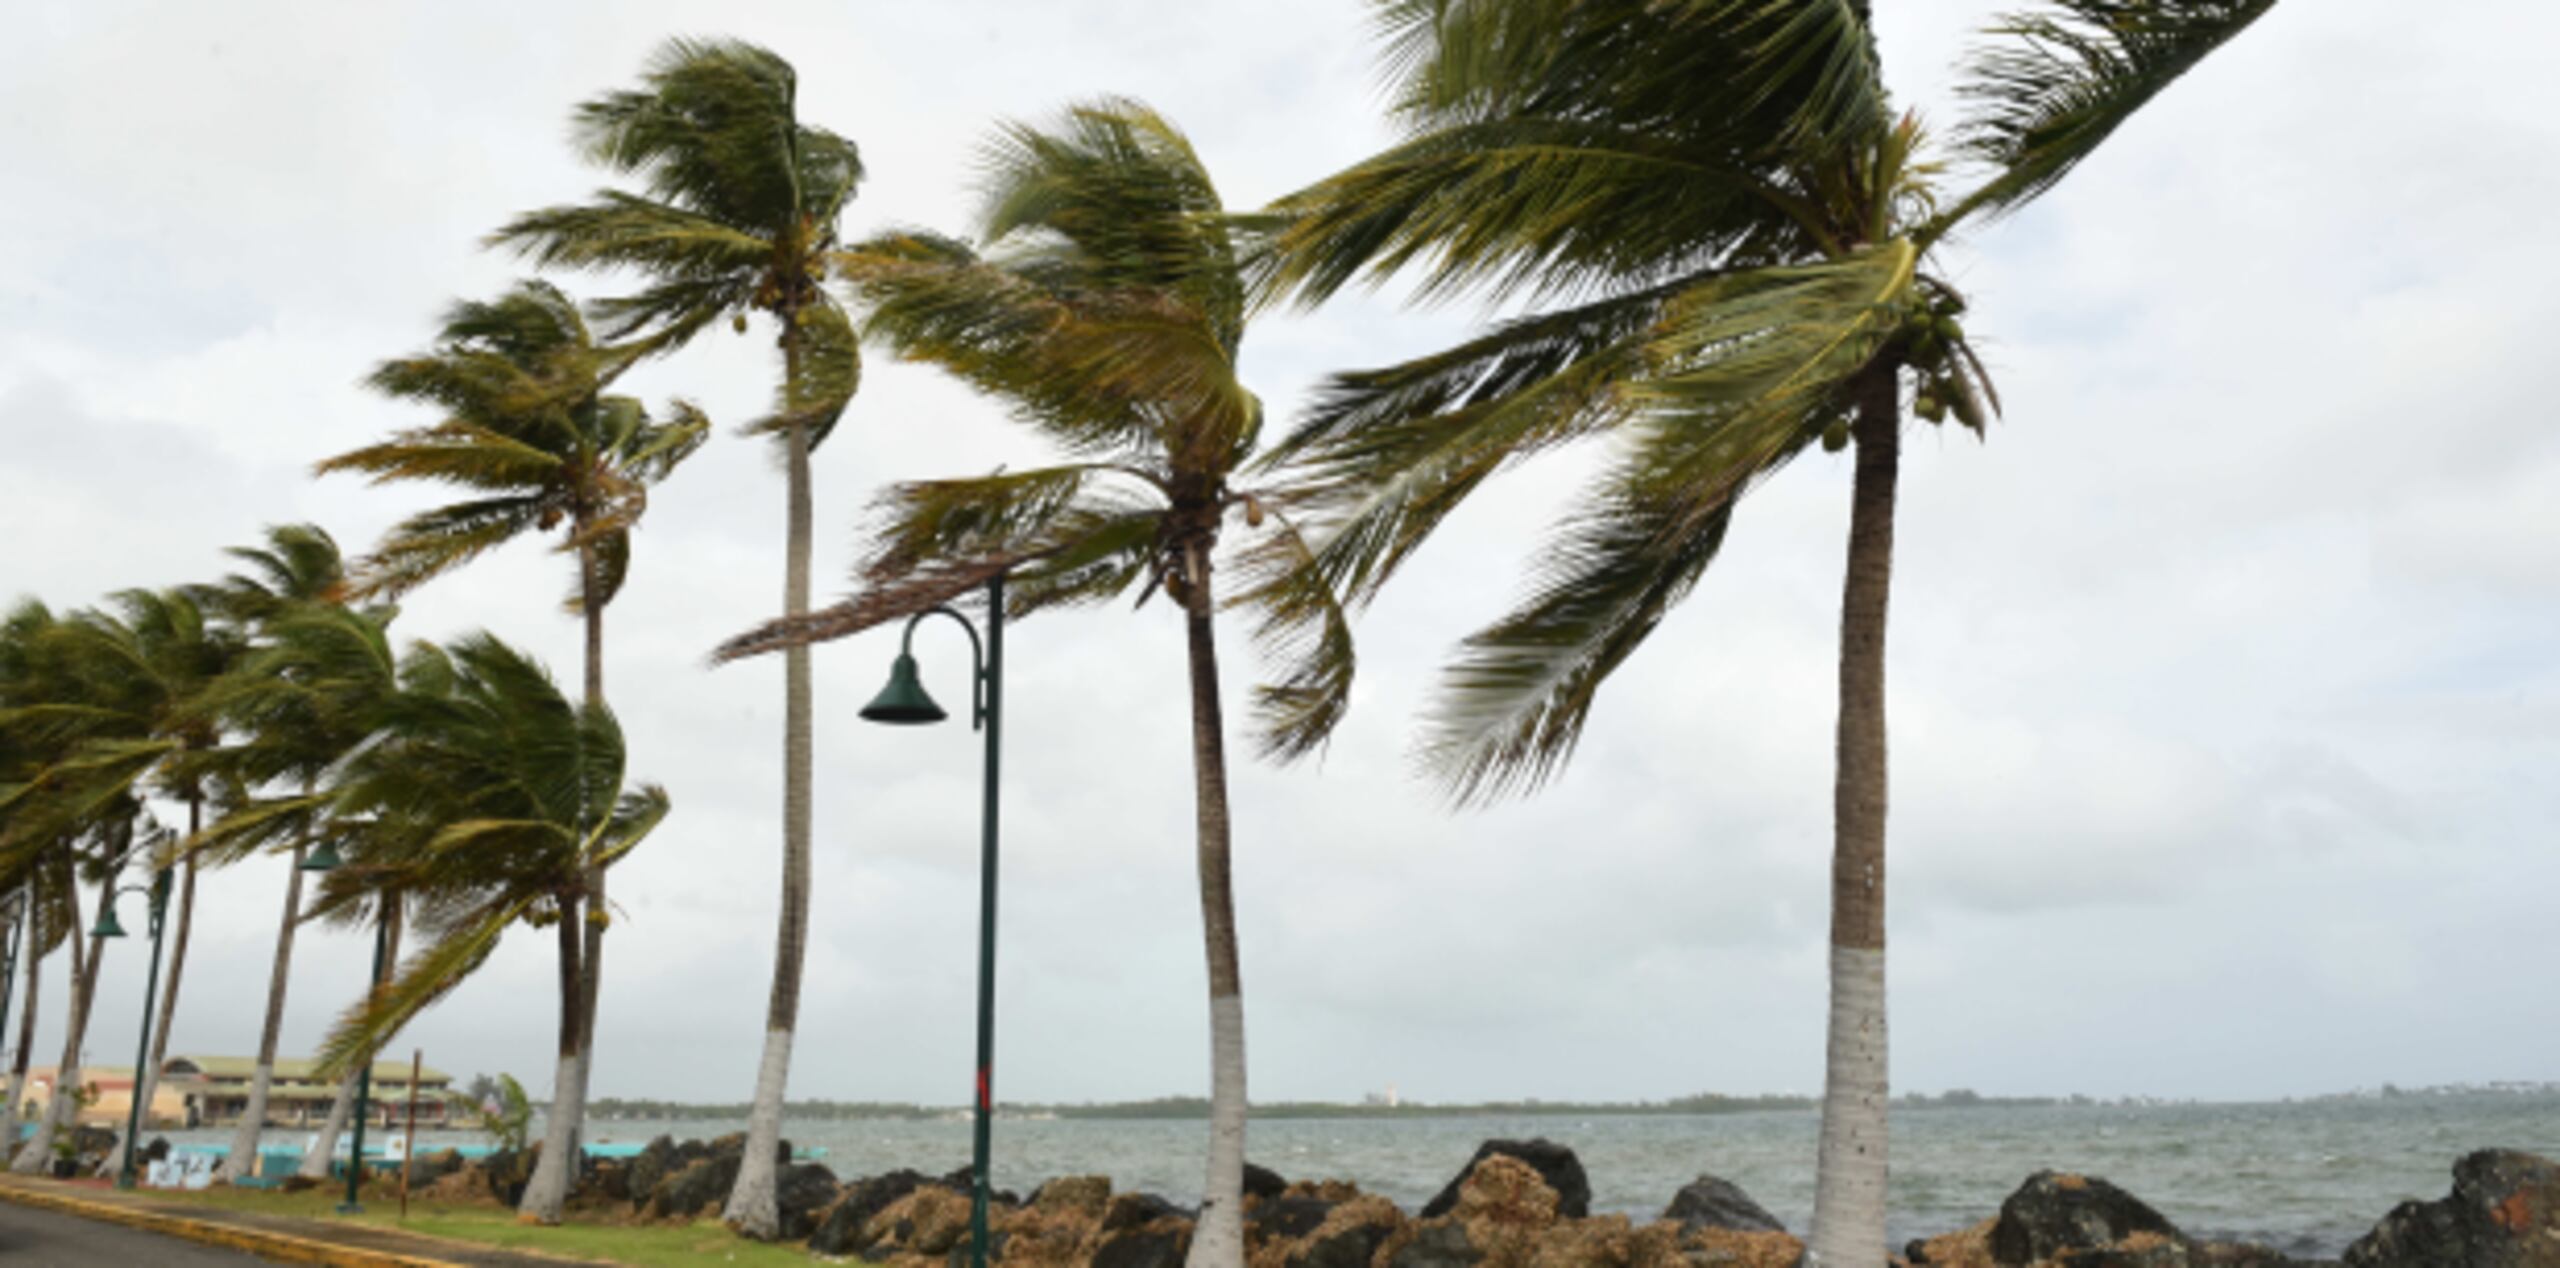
[298, 898, 401, 1181]
[218, 841, 306, 1184]
[1806, 365, 1901, 1268]
[105, 840, 198, 1177]
[17, 885, 103, 1175]
[726, 344, 815, 1240]
[2, 897, 41, 1162]
[520, 893, 586, 1223]
[572, 541, 606, 1159]
[1178, 540, 1248, 1268]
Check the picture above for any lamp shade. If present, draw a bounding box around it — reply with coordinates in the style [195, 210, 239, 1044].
[859, 653, 947, 725]
[90, 902, 127, 940]
[300, 840, 344, 872]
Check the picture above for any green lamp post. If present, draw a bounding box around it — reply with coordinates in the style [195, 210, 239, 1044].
[859, 574, 1006, 1268]
[98, 861, 171, 1190]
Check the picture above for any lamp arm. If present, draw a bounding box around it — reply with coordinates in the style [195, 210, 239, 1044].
[899, 606, 990, 731]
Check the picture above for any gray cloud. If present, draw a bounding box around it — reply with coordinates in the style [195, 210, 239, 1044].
[2, 0, 2553, 1109]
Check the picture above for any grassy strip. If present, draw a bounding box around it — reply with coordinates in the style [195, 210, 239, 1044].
[149, 1185, 812, 1268]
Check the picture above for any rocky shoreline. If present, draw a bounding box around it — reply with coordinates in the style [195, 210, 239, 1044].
[379, 1135, 2558, 1267]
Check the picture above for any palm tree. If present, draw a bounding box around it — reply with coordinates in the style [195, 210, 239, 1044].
[318, 281, 706, 1149]
[490, 38, 861, 1235]
[186, 525, 389, 1183]
[306, 633, 667, 1225]
[717, 101, 1356, 1265]
[1252, 3, 2275, 1261]
[0, 590, 239, 1176]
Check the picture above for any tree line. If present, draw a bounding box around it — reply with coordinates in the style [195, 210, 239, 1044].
[0, 4, 2276, 1262]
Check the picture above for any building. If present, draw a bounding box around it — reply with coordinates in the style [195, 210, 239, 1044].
[159, 1057, 461, 1128]
[19, 1067, 191, 1128]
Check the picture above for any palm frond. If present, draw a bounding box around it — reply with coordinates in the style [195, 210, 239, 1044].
[1256, 119, 1825, 306]
[342, 497, 548, 601]
[315, 894, 531, 1080]
[1422, 472, 1736, 803]
[743, 298, 861, 451]
[1939, 0, 2277, 230]
[1230, 508, 1359, 762]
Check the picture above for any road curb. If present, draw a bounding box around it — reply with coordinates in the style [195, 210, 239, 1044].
[0, 1176, 461, 1267]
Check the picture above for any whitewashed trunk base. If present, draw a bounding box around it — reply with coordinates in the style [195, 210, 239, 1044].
[0, 1072, 23, 1166]
[722, 1027, 794, 1237]
[519, 1050, 586, 1223]
[1806, 944, 1889, 1267]
[11, 1086, 68, 1174]
[1186, 994, 1248, 1268]
[298, 1069, 359, 1180]
[217, 1064, 277, 1184]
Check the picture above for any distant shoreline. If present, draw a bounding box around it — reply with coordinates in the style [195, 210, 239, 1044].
[578, 1082, 2558, 1121]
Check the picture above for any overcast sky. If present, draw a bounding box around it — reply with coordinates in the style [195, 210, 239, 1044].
[1, 2, 2553, 1110]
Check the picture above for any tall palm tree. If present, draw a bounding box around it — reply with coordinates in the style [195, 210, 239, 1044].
[187, 526, 392, 1183]
[717, 101, 1356, 1265]
[306, 633, 667, 1225]
[491, 38, 861, 1235]
[318, 280, 706, 1144]
[1253, 3, 2275, 1261]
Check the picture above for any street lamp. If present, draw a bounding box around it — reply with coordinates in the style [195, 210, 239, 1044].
[294, 844, 390, 1214]
[97, 860, 171, 1191]
[859, 574, 1006, 1268]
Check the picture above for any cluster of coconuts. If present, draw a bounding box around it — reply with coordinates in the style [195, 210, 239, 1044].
[1905, 289, 1986, 433]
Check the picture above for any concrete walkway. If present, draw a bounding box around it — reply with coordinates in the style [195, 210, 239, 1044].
[0, 1175, 586, 1267]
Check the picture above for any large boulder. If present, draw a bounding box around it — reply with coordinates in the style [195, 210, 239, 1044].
[867, 1185, 978, 1258]
[1029, 1174, 1113, 1216]
[770, 1162, 841, 1242]
[1389, 1155, 1565, 1267]
[623, 1135, 678, 1205]
[1244, 1162, 1288, 1202]
[1663, 1174, 1787, 1234]
[2343, 1149, 2560, 1268]
[1992, 1171, 2186, 1265]
[404, 1148, 465, 1188]
[1091, 1219, 1192, 1268]
[647, 1153, 741, 1221]
[1265, 1194, 1407, 1268]
[1420, 1139, 1592, 1221]
[810, 1168, 933, 1256]
[1103, 1192, 1195, 1232]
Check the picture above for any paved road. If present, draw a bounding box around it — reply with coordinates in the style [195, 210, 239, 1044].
[0, 1200, 268, 1265]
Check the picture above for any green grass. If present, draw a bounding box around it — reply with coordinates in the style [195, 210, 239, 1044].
[148, 1185, 817, 1267]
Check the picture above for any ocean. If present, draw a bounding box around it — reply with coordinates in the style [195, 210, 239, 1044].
[165, 1092, 2560, 1258]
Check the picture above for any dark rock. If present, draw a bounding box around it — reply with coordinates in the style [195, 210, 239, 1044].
[2343, 1149, 2560, 1268]
[944, 1230, 1009, 1268]
[141, 1137, 171, 1165]
[625, 1135, 677, 1205]
[1244, 1162, 1289, 1201]
[1420, 1139, 1591, 1221]
[586, 1160, 628, 1203]
[1103, 1192, 1194, 1232]
[405, 1148, 464, 1187]
[770, 1163, 842, 1242]
[1992, 1171, 2185, 1265]
[1663, 1173, 1786, 1234]
[810, 1169, 933, 1256]
[279, 1174, 320, 1193]
[1252, 1195, 1337, 1240]
[648, 1153, 741, 1221]
[1294, 1221, 1397, 1268]
[1389, 1220, 1483, 1268]
[935, 1163, 1017, 1206]
[1091, 1223, 1193, 1268]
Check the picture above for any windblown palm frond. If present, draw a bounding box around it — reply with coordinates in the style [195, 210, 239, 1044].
[736, 100, 1363, 757]
[1941, 0, 2279, 230]
[308, 633, 665, 1079]
[323, 280, 706, 607]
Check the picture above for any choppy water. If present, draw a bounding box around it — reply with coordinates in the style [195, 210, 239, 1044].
[165, 1093, 2559, 1258]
